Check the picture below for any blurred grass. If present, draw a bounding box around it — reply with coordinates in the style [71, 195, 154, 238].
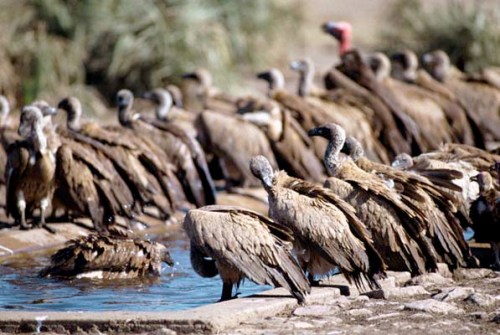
[380, 0, 500, 73]
[0, 0, 303, 111]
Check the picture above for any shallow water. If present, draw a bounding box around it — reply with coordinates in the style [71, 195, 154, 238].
[0, 233, 270, 311]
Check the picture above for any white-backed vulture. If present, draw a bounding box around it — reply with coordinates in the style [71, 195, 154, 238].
[57, 96, 176, 219]
[336, 50, 425, 155]
[196, 108, 278, 188]
[39, 230, 173, 279]
[390, 50, 483, 148]
[338, 135, 475, 269]
[142, 88, 197, 138]
[289, 58, 390, 164]
[181, 69, 237, 114]
[369, 52, 455, 152]
[184, 205, 311, 302]
[6, 106, 56, 231]
[239, 99, 325, 183]
[117, 89, 216, 208]
[422, 50, 500, 143]
[250, 155, 386, 290]
[469, 172, 500, 269]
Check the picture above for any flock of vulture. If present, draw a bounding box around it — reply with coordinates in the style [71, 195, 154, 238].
[1, 21, 499, 303]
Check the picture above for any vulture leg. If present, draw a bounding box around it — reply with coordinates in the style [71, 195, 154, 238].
[37, 198, 56, 234]
[17, 191, 30, 230]
[220, 282, 234, 301]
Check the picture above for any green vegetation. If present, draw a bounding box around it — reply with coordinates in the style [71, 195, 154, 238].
[381, 0, 500, 73]
[0, 0, 303, 110]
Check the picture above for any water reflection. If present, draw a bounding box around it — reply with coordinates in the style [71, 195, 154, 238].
[0, 233, 270, 311]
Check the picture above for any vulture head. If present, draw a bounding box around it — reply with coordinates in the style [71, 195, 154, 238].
[470, 171, 494, 193]
[18, 105, 44, 138]
[391, 153, 414, 169]
[290, 58, 315, 96]
[142, 88, 173, 121]
[342, 136, 365, 161]
[321, 21, 352, 55]
[182, 69, 213, 88]
[368, 52, 391, 82]
[166, 84, 184, 108]
[250, 155, 275, 188]
[0, 95, 10, 126]
[422, 50, 450, 82]
[289, 58, 314, 74]
[58, 97, 82, 131]
[390, 50, 419, 82]
[257, 69, 285, 93]
[158, 244, 175, 267]
[308, 123, 346, 150]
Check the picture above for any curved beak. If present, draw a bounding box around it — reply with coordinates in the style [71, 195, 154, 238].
[470, 174, 479, 182]
[256, 71, 271, 81]
[307, 127, 322, 137]
[321, 21, 341, 39]
[182, 72, 198, 80]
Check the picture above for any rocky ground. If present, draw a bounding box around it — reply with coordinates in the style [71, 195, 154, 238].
[224, 267, 500, 335]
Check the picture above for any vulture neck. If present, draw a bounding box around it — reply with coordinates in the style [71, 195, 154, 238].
[0, 96, 9, 126]
[268, 105, 283, 141]
[156, 92, 173, 121]
[66, 101, 82, 131]
[118, 102, 134, 126]
[32, 121, 48, 154]
[324, 136, 344, 177]
[298, 65, 315, 97]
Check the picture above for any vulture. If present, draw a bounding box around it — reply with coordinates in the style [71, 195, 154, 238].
[142, 88, 197, 138]
[307, 126, 427, 274]
[338, 134, 474, 269]
[289, 58, 390, 164]
[182, 69, 237, 114]
[390, 50, 482, 148]
[422, 50, 500, 143]
[336, 50, 424, 155]
[184, 205, 311, 302]
[369, 52, 455, 151]
[469, 172, 500, 269]
[196, 108, 278, 188]
[239, 98, 325, 183]
[57, 96, 175, 220]
[117, 89, 216, 208]
[250, 155, 386, 290]
[39, 230, 173, 279]
[6, 106, 56, 231]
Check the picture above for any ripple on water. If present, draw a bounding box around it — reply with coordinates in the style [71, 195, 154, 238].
[0, 235, 270, 311]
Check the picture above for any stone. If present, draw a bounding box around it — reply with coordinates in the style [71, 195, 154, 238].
[404, 299, 464, 314]
[328, 295, 351, 308]
[347, 308, 373, 316]
[353, 295, 370, 302]
[383, 286, 430, 300]
[386, 271, 412, 286]
[469, 312, 488, 320]
[378, 276, 396, 289]
[432, 287, 475, 302]
[453, 268, 494, 280]
[491, 314, 500, 324]
[436, 263, 453, 278]
[292, 321, 314, 329]
[408, 273, 453, 288]
[293, 305, 335, 317]
[466, 293, 496, 307]
[410, 313, 434, 319]
[366, 312, 401, 321]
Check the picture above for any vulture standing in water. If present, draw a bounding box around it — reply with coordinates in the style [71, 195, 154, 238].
[289, 58, 390, 164]
[250, 155, 386, 290]
[117, 89, 216, 208]
[39, 230, 174, 279]
[184, 205, 310, 302]
[422, 50, 500, 143]
[469, 172, 500, 269]
[6, 106, 56, 231]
